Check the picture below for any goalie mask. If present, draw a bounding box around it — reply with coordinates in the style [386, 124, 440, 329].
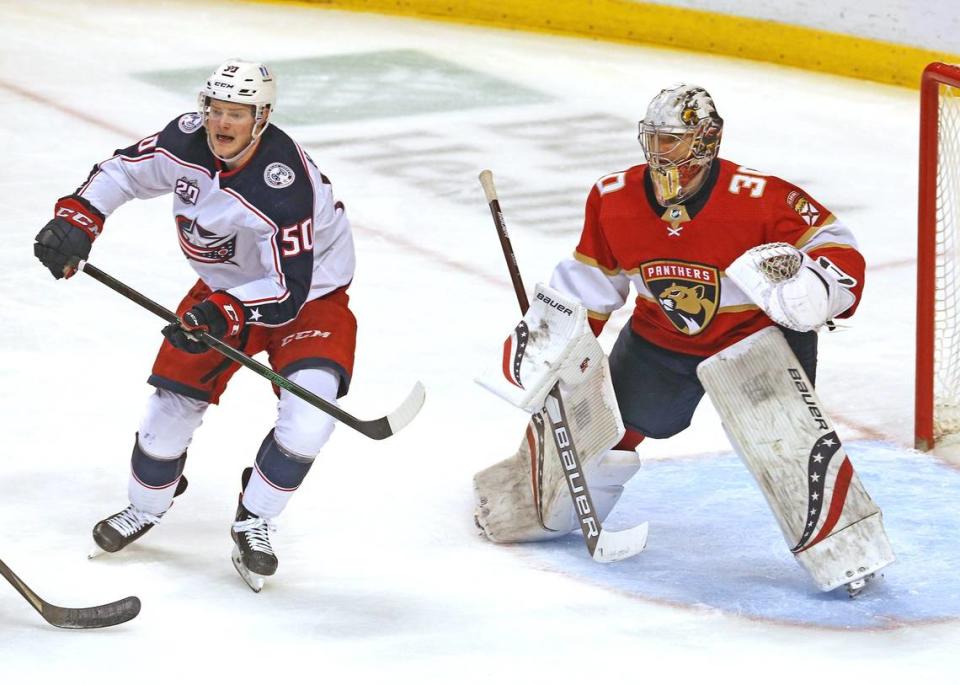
[198, 59, 276, 164]
[639, 84, 723, 205]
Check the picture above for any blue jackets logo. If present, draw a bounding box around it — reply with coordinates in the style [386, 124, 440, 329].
[176, 215, 238, 265]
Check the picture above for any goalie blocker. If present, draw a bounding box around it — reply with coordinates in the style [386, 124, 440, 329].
[697, 326, 894, 592]
[474, 284, 641, 544]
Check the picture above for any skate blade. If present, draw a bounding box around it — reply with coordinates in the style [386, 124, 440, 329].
[846, 573, 876, 598]
[88, 543, 107, 560]
[231, 546, 265, 593]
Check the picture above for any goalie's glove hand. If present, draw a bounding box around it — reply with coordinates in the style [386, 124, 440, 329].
[727, 242, 854, 332]
[162, 292, 245, 354]
[33, 195, 104, 279]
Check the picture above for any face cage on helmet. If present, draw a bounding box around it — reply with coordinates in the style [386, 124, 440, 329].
[638, 122, 716, 173]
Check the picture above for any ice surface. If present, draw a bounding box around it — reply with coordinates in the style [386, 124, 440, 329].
[0, 0, 956, 681]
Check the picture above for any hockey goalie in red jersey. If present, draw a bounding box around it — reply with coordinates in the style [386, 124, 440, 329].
[474, 84, 893, 596]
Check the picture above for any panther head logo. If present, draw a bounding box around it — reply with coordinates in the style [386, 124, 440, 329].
[641, 260, 721, 335]
[658, 282, 717, 334]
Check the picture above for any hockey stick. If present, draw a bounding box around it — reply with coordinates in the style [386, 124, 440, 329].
[74, 260, 424, 441]
[0, 556, 140, 629]
[479, 170, 647, 562]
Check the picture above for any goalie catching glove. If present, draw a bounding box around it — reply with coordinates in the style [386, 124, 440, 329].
[726, 242, 856, 332]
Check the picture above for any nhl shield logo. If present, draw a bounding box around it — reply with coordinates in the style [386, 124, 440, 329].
[642, 259, 720, 335]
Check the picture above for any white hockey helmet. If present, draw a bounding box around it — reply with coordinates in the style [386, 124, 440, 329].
[638, 84, 723, 204]
[198, 58, 276, 124]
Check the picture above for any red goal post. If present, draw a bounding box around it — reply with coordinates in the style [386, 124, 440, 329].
[916, 62, 960, 451]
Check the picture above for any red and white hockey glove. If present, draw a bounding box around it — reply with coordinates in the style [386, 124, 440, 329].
[33, 195, 105, 279]
[162, 291, 246, 354]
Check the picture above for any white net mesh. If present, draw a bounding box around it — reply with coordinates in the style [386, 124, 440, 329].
[758, 246, 802, 284]
[934, 75, 960, 440]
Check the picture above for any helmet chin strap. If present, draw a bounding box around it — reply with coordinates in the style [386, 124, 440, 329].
[206, 119, 269, 166]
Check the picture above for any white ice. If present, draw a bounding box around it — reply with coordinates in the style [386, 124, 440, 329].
[0, 0, 957, 682]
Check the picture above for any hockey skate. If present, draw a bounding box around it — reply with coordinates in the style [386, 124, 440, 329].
[230, 503, 277, 593]
[230, 468, 277, 593]
[846, 573, 877, 598]
[89, 476, 188, 558]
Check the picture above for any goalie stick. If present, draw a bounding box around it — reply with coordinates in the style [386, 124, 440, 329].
[479, 169, 648, 562]
[73, 260, 425, 441]
[0, 556, 140, 629]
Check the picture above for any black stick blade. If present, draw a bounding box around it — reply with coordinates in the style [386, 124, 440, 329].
[42, 595, 141, 629]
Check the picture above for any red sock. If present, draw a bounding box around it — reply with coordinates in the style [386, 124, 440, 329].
[614, 428, 645, 451]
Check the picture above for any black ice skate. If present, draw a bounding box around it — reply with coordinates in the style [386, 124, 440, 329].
[89, 476, 188, 557]
[231, 501, 278, 593]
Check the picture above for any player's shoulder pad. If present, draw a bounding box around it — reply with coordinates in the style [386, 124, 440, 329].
[225, 125, 315, 228]
[153, 112, 214, 170]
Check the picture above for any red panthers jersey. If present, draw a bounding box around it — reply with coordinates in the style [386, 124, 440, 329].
[549, 159, 865, 357]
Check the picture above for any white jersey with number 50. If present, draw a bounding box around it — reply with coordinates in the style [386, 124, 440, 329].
[74, 112, 355, 328]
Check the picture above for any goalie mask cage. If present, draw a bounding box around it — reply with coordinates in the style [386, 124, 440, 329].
[917, 62, 960, 451]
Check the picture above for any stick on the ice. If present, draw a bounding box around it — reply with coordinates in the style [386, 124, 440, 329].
[0, 556, 140, 629]
[74, 260, 424, 441]
[478, 169, 648, 562]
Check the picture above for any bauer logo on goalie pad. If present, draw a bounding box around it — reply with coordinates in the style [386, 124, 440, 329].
[789, 368, 829, 431]
[790, 430, 854, 553]
[642, 260, 719, 335]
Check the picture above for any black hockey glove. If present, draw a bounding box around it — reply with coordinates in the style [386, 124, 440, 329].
[162, 292, 245, 354]
[34, 217, 93, 280]
[34, 195, 104, 279]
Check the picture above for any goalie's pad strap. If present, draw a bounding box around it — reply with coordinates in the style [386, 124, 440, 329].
[697, 327, 893, 590]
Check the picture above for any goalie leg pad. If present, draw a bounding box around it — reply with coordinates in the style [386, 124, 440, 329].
[794, 511, 894, 592]
[473, 417, 564, 543]
[474, 354, 639, 542]
[697, 327, 895, 592]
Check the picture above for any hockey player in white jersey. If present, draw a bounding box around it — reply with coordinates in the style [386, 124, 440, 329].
[33, 59, 357, 592]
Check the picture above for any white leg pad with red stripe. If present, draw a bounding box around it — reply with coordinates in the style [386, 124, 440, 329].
[697, 326, 894, 592]
[474, 354, 638, 543]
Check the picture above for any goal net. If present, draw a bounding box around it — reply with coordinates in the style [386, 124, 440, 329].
[917, 62, 960, 450]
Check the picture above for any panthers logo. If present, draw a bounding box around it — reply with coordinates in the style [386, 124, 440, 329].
[642, 260, 720, 335]
[657, 282, 717, 334]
